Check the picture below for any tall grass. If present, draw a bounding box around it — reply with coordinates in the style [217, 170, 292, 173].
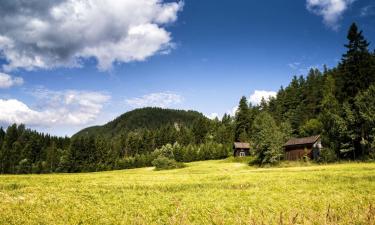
[0, 160, 374, 224]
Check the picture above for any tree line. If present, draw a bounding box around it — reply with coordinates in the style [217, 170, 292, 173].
[233, 23, 375, 164]
[0, 110, 234, 173]
[0, 23, 374, 173]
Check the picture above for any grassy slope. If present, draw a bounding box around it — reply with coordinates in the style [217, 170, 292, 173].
[0, 161, 374, 224]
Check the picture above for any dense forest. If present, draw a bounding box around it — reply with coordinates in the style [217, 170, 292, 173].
[0, 108, 233, 173]
[0, 23, 374, 174]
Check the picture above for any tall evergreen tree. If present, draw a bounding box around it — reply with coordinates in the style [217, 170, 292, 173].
[337, 23, 374, 101]
[192, 117, 209, 144]
[234, 96, 251, 141]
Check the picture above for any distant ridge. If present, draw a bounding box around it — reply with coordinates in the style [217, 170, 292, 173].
[73, 107, 207, 138]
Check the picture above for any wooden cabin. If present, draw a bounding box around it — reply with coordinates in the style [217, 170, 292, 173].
[233, 142, 251, 157]
[284, 135, 322, 160]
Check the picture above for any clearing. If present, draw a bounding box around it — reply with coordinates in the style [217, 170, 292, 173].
[0, 160, 374, 224]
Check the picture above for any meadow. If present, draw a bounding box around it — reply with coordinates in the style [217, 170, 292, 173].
[0, 160, 374, 225]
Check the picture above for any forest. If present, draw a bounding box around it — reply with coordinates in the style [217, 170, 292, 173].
[0, 23, 374, 174]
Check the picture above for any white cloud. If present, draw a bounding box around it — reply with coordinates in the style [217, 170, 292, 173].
[228, 106, 238, 117]
[249, 90, 277, 105]
[0, 89, 110, 126]
[0, 0, 183, 71]
[126, 92, 183, 108]
[306, 0, 355, 30]
[0, 73, 24, 88]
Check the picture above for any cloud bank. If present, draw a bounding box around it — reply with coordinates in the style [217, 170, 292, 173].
[126, 92, 183, 108]
[0, 89, 110, 126]
[306, 0, 355, 30]
[249, 90, 276, 105]
[0, 73, 24, 88]
[0, 0, 183, 71]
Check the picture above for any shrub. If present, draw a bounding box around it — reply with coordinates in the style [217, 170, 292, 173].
[17, 159, 31, 174]
[152, 155, 185, 170]
[319, 147, 337, 163]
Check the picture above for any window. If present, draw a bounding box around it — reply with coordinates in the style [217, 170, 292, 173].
[239, 151, 246, 157]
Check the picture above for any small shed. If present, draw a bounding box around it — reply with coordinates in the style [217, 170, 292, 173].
[284, 135, 322, 160]
[233, 142, 251, 157]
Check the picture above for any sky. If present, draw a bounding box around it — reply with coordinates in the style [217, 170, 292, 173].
[0, 0, 375, 136]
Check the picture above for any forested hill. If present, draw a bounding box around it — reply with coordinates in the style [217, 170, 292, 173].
[74, 107, 207, 138]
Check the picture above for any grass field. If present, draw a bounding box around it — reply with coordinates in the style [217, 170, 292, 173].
[0, 160, 375, 225]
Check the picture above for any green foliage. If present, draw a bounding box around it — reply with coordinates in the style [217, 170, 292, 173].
[152, 155, 185, 170]
[154, 143, 177, 159]
[191, 117, 210, 144]
[252, 112, 284, 165]
[355, 84, 375, 158]
[319, 148, 338, 163]
[0, 124, 69, 174]
[234, 96, 252, 141]
[299, 118, 323, 137]
[74, 107, 206, 139]
[17, 159, 31, 174]
[264, 23, 375, 161]
[337, 23, 374, 101]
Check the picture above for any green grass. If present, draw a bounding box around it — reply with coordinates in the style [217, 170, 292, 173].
[1, 160, 375, 224]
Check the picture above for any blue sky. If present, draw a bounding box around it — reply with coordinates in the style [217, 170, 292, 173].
[0, 0, 374, 136]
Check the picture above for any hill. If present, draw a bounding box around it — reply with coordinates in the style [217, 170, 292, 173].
[74, 107, 207, 138]
[1, 160, 374, 224]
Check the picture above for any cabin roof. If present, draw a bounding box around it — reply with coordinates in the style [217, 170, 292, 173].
[233, 142, 250, 149]
[284, 135, 320, 147]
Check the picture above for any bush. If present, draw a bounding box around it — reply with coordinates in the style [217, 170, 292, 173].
[152, 155, 185, 170]
[17, 159, 31, 174]
[319, 148, 337, 163]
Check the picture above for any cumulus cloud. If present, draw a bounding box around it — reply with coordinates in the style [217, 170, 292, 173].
[0, 89, 110, 126]
[249, 90, 276, 105]
[126, 92, 183, 108]
[0, 73, 24, 88]
[306, 0, 355, 30]
[0, 0, 183, 71]
[228, 106, 238, 117]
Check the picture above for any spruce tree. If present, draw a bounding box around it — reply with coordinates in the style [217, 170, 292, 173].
[234, 96, 251, 141]
[338, 23, 374, 101]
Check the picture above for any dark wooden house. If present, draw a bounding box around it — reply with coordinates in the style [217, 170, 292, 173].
[233, 142, 251, 157]
[284, 135, 322, 160]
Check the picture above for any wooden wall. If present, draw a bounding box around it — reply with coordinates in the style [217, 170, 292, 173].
[285, 148, 312, 160]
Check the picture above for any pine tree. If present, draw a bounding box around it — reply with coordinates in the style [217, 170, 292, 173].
[0, 124, 19, 173]
[192, 117, 209, 144]
[234, 96, 251, 141]
[337, 23, 374, 101]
